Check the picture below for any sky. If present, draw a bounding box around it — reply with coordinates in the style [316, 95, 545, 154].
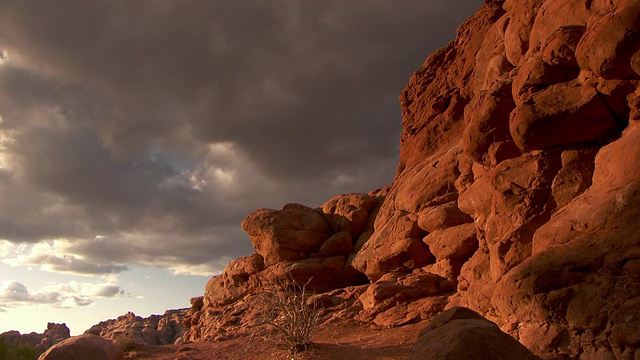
[0, 0, 483, 335]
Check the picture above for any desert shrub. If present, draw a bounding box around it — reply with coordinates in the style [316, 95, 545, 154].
[113, 336, 143, 353]
[257, 272, 321, 356]
[0, 338, 38, 360]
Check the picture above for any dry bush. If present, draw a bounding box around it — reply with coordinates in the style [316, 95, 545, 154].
[113, 336, 143, 354]
[256, 271, 321, 356]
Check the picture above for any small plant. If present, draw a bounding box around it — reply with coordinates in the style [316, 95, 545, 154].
[114, 336, 143, 354]
[256, 271, 321, 356]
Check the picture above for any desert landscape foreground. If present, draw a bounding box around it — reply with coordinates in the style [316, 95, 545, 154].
[2, 0, 640, 358]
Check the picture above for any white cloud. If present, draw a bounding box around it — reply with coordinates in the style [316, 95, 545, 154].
[0, 280, 125, 309]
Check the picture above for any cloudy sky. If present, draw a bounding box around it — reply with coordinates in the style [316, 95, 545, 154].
[0, 0, 482, 335]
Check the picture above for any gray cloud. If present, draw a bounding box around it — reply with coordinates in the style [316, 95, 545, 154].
[92, 285, 125, 298]
[0, 0, 483, 274]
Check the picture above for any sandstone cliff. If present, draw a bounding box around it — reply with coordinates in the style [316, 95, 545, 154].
[184, 0, 640, 358]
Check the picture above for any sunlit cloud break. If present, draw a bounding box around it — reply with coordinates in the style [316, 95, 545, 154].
[1, 240, 128, 276]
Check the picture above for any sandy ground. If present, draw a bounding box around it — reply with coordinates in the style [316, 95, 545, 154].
[124, 320, 426, 360]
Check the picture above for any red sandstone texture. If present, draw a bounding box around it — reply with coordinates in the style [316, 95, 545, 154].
[173, 0, 640, 358]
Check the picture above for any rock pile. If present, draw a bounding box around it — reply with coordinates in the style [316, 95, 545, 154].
[184, 0, 640, 358]
[85, 309, 187, 347]
[0, 322, 70, 354]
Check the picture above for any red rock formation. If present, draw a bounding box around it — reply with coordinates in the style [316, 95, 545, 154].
[185, 1, 640, 358]
[0, 322, 70, 354]
[85, 310, 186, 347]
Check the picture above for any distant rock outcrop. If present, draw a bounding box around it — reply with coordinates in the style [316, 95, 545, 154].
[184, 0, 640, 358]
[85, 309, 187, 347]
[0, 322, 70, 354]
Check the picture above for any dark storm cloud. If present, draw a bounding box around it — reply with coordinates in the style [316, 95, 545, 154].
[0, 0, 483, 274]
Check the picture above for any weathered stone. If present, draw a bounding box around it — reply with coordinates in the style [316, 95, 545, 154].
[542, 25, 586, 69]
[268, 256, 346, 293]
[241, 204, 332, 266]
[312, 231, 353, 258]
[528, 0, 589, 54]
[38, 334, 123, 360]
[551, 148, 597, 209]
[320, 193, 378, 238]
[462, 87, 518, 165]
[409, 307, 538, 360]
[502, 0, 545, 66]
[515, 55, 576, 105]
[352, 212, 433, 282]
[576, 0, 640, 79]
[358, 270, 447, 317]
[510, 80, 619, 151]
[423, 223, 478, 261]
[417, 202, 472, 233]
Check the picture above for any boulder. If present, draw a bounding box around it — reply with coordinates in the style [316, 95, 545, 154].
[417, 202, 472, 233]
[541, 25, 585, 69]
[408, 307, 538, 360]
[422, 223, 478, 261]
[241, 203, 332, 266]
[510, 80, 619, 151]
[38, 334, 123, 360]
[575, 0, 640, 79]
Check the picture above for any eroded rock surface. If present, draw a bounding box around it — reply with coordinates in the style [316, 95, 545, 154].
[409, 307, 539, 360]
[85, 310, 186, 347]
[38, 334, 122, 360]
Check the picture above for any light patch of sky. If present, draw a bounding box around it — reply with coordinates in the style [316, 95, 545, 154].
[157, 142, 240, 192]
[0, 122, 16, 173]
[0, 262, 207, 335]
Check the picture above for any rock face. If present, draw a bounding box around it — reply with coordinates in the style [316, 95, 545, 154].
[38, 334, 122, 360]
[0, 323, 70, 354]
[85, 310, 187, 347]
[185, 1, 640, 358]
[409, 307, 538, 360]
